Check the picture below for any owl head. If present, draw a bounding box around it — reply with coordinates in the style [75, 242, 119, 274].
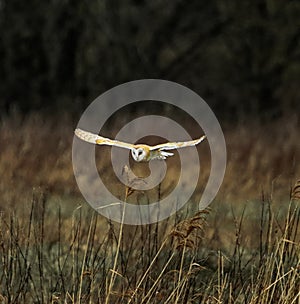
[131, 146, 148, 162]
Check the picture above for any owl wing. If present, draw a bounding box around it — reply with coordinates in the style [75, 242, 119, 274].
[149, 135, 206, 151]
[75, 128, 134, 150]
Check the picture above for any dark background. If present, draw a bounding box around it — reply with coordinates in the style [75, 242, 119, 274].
[0, 0, 299, 120]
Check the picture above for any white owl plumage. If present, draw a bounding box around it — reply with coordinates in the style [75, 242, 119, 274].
[75, 128, 206, 162]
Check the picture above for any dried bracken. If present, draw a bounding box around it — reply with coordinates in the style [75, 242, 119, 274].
[170, 209, 209, 250]
[291, 179, 300, 201]
[122, 165, 146, 198]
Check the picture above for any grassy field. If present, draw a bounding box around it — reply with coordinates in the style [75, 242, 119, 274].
[0, 112, 299, 303]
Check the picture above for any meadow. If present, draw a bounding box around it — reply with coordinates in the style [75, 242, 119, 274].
[0, 112, 299, 303]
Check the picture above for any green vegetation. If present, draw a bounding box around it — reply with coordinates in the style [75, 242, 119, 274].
[0, 181, 299, 303]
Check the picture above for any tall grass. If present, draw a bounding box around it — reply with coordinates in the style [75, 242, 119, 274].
[0, 113, 299, 303]
[0, 183, 299, 303]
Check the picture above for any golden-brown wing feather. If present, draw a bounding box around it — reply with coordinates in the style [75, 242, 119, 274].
[75, 128, 134, 150]
[149, 135, 206, 151]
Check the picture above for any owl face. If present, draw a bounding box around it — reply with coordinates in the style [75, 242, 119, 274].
[131, 146, 148, 162]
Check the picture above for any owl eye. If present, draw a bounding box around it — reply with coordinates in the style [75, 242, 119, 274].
[138, 149, 143, 156]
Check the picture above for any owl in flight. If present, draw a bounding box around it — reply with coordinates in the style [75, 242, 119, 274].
[75, 128, 206, 162]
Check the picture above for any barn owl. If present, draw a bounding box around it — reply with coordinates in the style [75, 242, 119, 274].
[75, 128, 206, 162]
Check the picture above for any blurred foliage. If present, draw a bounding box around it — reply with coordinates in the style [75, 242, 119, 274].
[0, 0, 299, 119]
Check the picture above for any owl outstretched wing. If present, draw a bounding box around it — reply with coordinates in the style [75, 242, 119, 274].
[149, 135, 206, 151]
[75, 129, 206, 161]
[75, 128, 134, 150]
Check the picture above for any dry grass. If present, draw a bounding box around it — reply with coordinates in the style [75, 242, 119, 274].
[0, 112, 299, 303]
[0, 188, 299, 303]
[1, 111, 299, 207]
